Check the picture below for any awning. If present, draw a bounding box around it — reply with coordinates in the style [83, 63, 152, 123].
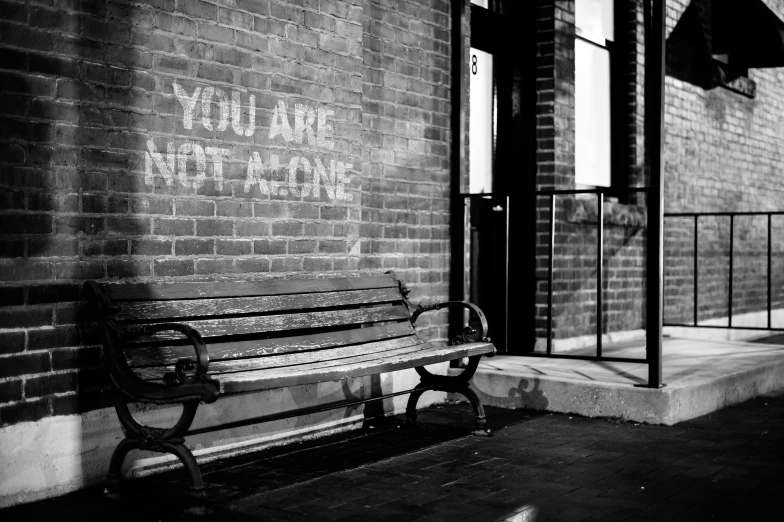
[712, 0, 784, 69]
[666, 0, 784, 93]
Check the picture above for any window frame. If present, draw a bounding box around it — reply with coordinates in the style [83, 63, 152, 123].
[573, 0, 630, 200]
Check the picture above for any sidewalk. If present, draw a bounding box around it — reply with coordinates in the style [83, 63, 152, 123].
[3, 387, 783, 522]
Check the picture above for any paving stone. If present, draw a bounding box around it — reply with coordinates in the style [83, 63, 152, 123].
[4, 389, 784, 521]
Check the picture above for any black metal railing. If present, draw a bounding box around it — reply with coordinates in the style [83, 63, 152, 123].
[460, 189, 650, 365]
[533, 188, 649, 364]
[663, 211, 784, 332]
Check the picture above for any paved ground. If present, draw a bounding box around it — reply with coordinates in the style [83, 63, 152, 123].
[4, 387, 783, 522]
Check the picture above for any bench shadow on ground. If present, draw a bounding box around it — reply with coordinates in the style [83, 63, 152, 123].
[2, 404, 544, 522]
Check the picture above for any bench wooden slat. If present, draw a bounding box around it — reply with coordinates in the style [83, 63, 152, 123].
[217, 341, 495, 393]
[133, 335, 424, 380]
[105, 275, 398, 301]
[125, 322, 416, 367]
[123, 304, 410, 340]
[114, 288, 402, 322]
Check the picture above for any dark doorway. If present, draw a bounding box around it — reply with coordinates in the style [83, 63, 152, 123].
[458, 1, 537, 353]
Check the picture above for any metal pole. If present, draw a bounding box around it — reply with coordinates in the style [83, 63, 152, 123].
[694, 215, 698, 326]
[768, 213, 773, 329]
[597, 193, 604, 358]
[729, 215, 734, 327]
[504, 195, 510, 353]
[547, 194, 555, 354]
[448, 0, 467, 341]
[644, 0, 666, 388]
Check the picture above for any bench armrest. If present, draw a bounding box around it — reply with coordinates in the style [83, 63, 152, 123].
[123, 323, 210, 386]
[84, 280, 219, 404]
[410, 300, 490, 345]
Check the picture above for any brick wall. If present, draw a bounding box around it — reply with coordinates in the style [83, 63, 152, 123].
[535, 0, 784, 345]
[0, 0, 453, 428]
[534, 0, 647, 345]
[662, 0, 784, 325]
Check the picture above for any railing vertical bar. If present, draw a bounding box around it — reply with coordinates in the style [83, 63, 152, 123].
[597, 193, 603, 358]
[547, 194, 555, 355]
[728, 215, 734, 328]
[768, 213, 772, 329]
[694, 215, 698, 326]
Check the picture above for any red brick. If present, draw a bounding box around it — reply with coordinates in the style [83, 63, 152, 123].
[235, 258, 270, 273]
[0, 352, 50, 378]
[154, 218, 194, 236]
[195, 258, 234, 275]
[131, 239, 172, 256]
[54, 261, 105, 280]
[28, 238, 79, 258]
[155, 259, 195, 277]
[25, 372, 79, 398]
[0, 331, 25, 355]
[107, 259, 152, 278]
[217, 239, 252, 255]
[176, 199, 215, 217]
[52, 346, 102, 371]
[253, 239, 286, 255]
[0, 379, 22, 403]
[270, 257, 303, 272]
[196, 220, 233, 236]
[55, 216, 103, 235]
[303, 257, 333, 272]
[236, 0, 270, 16]
[216, 201, 252, 218]
[0, 398, 50, 426]
[28, 284, 80, 304]
[0, 48, 26, 71]
[272, 221, 303, 236]
[0, 286, 24, 306]
[175, 239, 214, 255]
[0, 241, 24, 258]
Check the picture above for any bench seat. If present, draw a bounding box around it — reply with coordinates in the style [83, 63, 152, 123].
[133, 336, 494, 394]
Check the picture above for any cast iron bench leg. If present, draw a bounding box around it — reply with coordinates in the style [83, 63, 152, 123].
[406, 355, 490, 436]
[108, 392, 205, 496]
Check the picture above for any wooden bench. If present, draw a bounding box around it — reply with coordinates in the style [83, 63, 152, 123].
[84, 273, 495, 495]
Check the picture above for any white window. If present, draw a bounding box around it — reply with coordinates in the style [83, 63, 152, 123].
[575, 0, 614, 188]
[469, 47, 494, 194]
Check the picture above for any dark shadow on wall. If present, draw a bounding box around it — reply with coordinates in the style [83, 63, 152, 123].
[0, 0, 154, 496]
[0, 0, 151, 494]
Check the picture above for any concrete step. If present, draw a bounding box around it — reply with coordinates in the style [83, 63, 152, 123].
[454, 337, 784, 424]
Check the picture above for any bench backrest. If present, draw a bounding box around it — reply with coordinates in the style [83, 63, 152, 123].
[97, 274, 420, 372]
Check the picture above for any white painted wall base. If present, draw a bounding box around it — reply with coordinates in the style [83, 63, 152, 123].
[0, 366, 447, 508]
[664, 308, 784, 342]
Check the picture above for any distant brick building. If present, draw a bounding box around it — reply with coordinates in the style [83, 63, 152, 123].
[1, 0, 783, 506]
[524, 0, 784, 349]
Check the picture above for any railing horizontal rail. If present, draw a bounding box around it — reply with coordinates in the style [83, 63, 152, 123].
[519, 353, 647, 364]
[662, 324, 784, 332]
[664, 210, 783, 332]
[665, 211, 784, 217]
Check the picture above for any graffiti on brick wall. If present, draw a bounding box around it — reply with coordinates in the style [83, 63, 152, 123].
[144, 81, 353, 201]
